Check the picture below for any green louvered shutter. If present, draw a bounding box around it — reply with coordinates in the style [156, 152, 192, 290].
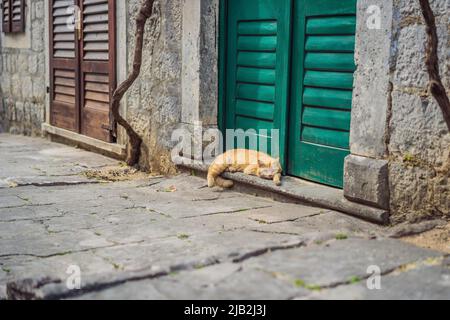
[224, 0, 292, 166]
[288, 0, 357, 188]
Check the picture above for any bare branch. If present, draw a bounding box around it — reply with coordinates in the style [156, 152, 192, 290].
[419, 0, 450, 131]
[111, 0, 155, 166]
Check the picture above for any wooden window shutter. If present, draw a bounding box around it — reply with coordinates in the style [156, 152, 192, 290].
[80, 0, 116, 142]
[11, 0, 25, 32]
[49, 0, 79, 132]
[224, 0, 292, 165]
[1, 0, 11, 33]
[49, 0, 116, 142]
[2, 0, 25, 33]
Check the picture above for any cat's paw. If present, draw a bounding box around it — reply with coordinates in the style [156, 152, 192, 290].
[222, 180, 234, 188]
[273, 174, 282, 186]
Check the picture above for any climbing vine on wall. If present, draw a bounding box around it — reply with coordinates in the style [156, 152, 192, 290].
[111, 0, 158, 166]
[419, 0, 450, 131]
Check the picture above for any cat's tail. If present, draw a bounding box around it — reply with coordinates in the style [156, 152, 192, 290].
[207, 163, 233, 188]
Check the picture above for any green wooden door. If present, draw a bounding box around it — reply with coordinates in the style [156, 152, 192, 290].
[224, 0, 292, 167]
[288, 0, 357, 188]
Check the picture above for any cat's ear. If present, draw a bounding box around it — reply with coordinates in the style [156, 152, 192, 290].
[258, 159, 265, 167]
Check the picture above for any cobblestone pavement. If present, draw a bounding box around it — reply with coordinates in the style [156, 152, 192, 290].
[0, 134, 449, 300]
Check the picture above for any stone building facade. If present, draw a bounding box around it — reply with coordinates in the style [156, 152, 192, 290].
[0, 0, 448, 224]
[0, 0, 46, 136]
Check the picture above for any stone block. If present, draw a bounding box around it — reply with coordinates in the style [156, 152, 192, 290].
[14, 102, 24, 122]
[344, 155, 390, 210]
[28, 55, 38, 74]
[34, 1, 45, 20]
[21, 77, 33, 99]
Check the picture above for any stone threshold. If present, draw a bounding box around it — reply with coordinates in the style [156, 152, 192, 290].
[42, 123, 126, 160]
[178, 160, 390, 225]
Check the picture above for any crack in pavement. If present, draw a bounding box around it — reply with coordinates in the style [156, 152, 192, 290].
[181, 206, 273, 219]
[0, 216, 63, 224]
[135, 181, 163, 188]
[0, 238, 152, 259]
[231, 240, 305, 263]
[247, 229, 302, 236]
[247, 211, 331, 225]
[0, 203, 56, 210]
[5, 180, 104, 188]
[191, 195, 242, 202]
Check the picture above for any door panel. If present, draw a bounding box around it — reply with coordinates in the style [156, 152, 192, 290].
[80, 0, 115, 142]
[49, 0, 115, 142]
[2, 0, 11, 32]
[225, 0, 292, 166]
[288, 0, 357, 188]
[50, 0, 79, 132]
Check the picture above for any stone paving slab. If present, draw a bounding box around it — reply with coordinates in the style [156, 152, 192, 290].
[0, 135, 117, 184]
[0, 134, 448, 300]
[248, 211, 387, 239]
[241, 238, 443, 288]
[309, 259, 450, 300]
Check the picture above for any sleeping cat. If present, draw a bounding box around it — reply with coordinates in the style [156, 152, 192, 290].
[207, 149, 282, 188]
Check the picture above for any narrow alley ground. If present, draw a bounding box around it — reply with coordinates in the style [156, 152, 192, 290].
[0, 134, 448, 300]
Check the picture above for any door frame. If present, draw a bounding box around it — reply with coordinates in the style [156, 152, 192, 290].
[218, 0, 293, 171]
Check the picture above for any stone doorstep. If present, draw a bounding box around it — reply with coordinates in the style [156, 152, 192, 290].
[178, 160, 390, 225]
[42, 123, 126, 161]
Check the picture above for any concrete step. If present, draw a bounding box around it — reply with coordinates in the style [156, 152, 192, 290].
[178, 160, 389, 225]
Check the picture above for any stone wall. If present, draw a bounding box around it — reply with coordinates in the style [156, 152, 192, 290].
[0, 0, 46, 136]
[0, 0, 448, 224]
[125, 0, 182, 173]
[388, 0, 450, 223]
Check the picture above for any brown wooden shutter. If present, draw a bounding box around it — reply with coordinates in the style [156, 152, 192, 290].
[11, 0, 25, 32]
[49, 0, 115, 142]
[49, 0, 79, 132]
[2, 0, 11, 32]
[80, 0, 116, 142]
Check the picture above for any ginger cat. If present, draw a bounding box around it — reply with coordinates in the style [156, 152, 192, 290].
[207, 149, 282, 188]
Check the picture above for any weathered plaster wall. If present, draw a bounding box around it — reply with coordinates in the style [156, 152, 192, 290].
[125, 0, 183, 173]
[124, 0, 218, 172]
[0, 0, 46, 136]
[388, 0, 450, 223]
